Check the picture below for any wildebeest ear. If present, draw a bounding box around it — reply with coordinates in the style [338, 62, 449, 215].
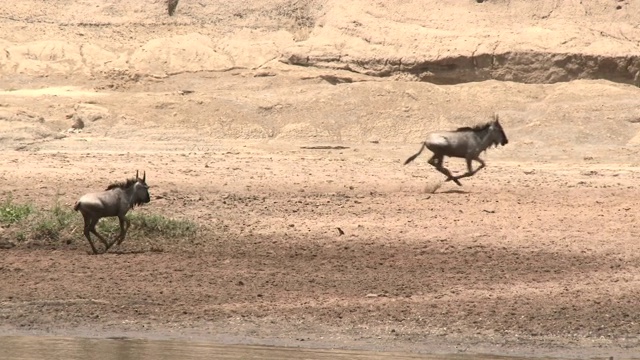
[136, 170, 139, 180]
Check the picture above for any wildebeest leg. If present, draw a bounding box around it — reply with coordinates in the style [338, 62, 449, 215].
[82, 215, 99, 255]
[470, 157, 486, 175]
[116, 216, 131, 246]
[88, 218, 112, 253]
[452, 157, 486, 182]
[430, 155, 463, 186]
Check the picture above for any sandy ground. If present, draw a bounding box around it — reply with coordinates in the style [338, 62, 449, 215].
[1, 138, 640, 359]
[2, 1, 640, 359]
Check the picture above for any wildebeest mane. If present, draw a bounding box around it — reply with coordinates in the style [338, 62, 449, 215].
[106, 177, 138, 191]
[455, 122, 492, 133]
[130, 198, 146, 209]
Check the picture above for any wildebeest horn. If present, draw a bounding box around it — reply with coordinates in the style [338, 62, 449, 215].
[136, 170, 139, 179]
[143, 171, 146, 182]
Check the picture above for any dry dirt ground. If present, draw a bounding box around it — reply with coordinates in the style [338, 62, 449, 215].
[2, 1, 640, 359]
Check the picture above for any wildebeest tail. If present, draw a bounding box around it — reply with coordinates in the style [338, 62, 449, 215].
[404, 142, 428, 165]
[73, 201, 80, 211]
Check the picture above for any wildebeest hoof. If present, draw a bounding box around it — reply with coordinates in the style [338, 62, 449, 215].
[445, 177, 462, 186]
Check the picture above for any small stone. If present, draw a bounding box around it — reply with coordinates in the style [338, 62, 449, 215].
[0, 240, 16, 249]
[71, 117, 84, 129]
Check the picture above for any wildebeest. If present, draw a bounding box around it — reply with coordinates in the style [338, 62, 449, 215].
[73, 171, 151, 254]
[404, 114, 508, 186]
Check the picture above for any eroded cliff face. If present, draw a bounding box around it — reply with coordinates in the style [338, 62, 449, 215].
[1, 0, 639, 85]
[283, 51, 640, 85]
[1, 0, 640, 149]
[278, 0, 640, 85]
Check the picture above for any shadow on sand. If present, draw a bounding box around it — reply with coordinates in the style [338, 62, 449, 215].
[436, 189, 471, 195]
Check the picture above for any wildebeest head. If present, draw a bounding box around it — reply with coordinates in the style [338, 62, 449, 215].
[490, 114, 509, 147]
[132, 170, 151, 207]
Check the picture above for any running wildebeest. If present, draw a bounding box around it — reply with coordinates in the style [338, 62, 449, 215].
[404, 114, 508, 186]
[73, 171, 151, 254]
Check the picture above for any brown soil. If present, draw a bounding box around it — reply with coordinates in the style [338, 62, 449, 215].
[2, 1, 640, 359]
[2, 140, 640, 358]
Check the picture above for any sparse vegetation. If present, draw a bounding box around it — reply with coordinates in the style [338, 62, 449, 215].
[130, 213, 197, 238]
[31, 201, 75, 241]
[0, 196, 33, 225]
[97, 213, 196, 239]
[0, 196, 196, 249]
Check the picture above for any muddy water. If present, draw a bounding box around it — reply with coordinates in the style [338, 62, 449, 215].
[1, 336, 543, 360]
